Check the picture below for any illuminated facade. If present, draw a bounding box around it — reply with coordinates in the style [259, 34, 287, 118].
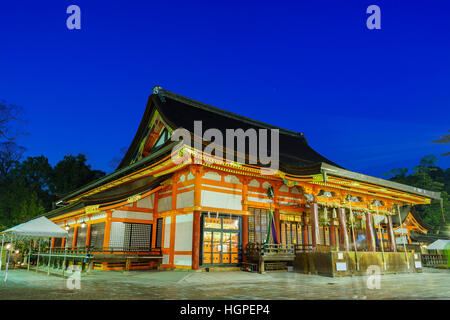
[45, 87, 440, 273]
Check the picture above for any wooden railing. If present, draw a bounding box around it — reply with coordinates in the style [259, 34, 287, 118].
[422, 254, 448, 267]
[45, 246, 162, 256]
[24, 246, 163, 274]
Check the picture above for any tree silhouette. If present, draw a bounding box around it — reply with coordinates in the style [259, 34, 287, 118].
[0, 100, 25, 141]
[432, 130, 450, 156]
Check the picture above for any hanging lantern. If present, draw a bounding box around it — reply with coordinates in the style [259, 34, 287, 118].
[332, 208, 337, 219]
[323, 207, 328, 220]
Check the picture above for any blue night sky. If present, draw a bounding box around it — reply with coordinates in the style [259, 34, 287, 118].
[0, 0, 449, 178]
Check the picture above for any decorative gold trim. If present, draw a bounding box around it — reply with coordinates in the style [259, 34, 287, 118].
[127, 194, 141, 203]
[85, 205, 100, 214]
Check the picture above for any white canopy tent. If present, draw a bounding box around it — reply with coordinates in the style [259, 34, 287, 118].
[427, 239, 450, 251]
[0, 216, 68, 282]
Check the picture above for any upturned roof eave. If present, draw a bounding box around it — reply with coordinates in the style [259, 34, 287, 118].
[320, 163, 442, 201]
[56, 140, 178, 205]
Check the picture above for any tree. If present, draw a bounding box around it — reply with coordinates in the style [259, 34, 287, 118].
[0, 100, 24, 141]
[14, 156, 54, 210]
[0, 141, 25, 179]
[432, 130, 450, 156]
[0, 151, 106, 230]
[386, 155, 449, 231]
[51, 154, 105, 196]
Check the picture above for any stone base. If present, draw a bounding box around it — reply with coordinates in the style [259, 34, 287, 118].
[294, 251, 422, 277]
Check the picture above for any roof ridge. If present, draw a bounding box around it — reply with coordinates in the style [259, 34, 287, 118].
[157, 88, 306, 139]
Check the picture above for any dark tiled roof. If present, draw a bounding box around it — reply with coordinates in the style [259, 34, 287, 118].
[119, 88, 341, 172]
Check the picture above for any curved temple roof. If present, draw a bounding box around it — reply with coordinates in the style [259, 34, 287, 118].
[118, 88, 341, 171]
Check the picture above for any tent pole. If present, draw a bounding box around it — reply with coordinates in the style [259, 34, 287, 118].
[0, 234, 4, 275]
[27, 239, 31, 271]
[4, 235, 12, 282]
[62, 245, 67, 277]
[36, 239, 41, 273]
[47, 238, 53, 275]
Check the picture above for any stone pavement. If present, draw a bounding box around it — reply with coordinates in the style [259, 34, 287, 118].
[0, 267, 448, 300]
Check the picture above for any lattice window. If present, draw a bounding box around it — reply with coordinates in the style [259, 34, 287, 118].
[66, 228, 74, 248]
[155, 218, 163, 248]
[124, 223, 152, 250]
[77, 226, 87, 248]
[248, 207, 271, 244]
[90, 222, 105, 250]
[109, 222, 125, 250]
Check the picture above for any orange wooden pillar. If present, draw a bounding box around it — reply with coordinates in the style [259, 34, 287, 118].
[338, 208, 349, 251]
[330, 220, 336, 248]
[102, 211, 113, 269]
[169, 174, 178, 268]
[387, 215, 397, 252]
[310, 202, 320, 247]
[272, 184, 281, 243]
[85, 218, 92, 249]
[192, 165, 203, 270]
[151, 191, 160, 249]
[274, 209, 280, 243]
[365, 212, 376, 252]
[61, 221, 67, 247]
[72, 226, 78, 249]
[51, 237, 56, 249]
[192, 211, 201, 270]
[104, 211, 112, 249]
[302, 213, 308, 246]
[241, 179, 249, 256]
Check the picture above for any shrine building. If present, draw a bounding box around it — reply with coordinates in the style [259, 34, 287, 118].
[44, 87, 441, 275]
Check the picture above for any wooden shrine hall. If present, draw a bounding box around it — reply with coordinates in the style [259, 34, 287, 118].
[38, 86, 440, 276]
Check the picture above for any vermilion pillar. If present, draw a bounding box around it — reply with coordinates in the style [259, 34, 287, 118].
[310, 202, 320, 247]
[387, 215, 397, 252]
[274, 209, 280, 243]
[241, 181, 249, 255]
[338, 208, 349, 251]
[302, 213, 308, 247]
[365, 212, 376, 252]
[192, 211, 201, 270]
[104, 211, 112, 249]
[273, 185, 281, 243]
[86, 223, 92, 248]
[170, 174, 178, 267]
[330, 220, 336, 248]
[151, 191, 160, 249]
[72, 226, 78, 249]
[192, 165, 203, 270]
